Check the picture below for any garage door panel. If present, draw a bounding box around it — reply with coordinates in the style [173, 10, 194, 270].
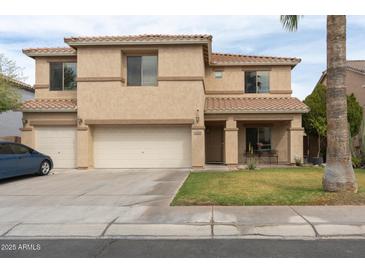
[35, 126, 76, 168]
[94, 126, 191, 168]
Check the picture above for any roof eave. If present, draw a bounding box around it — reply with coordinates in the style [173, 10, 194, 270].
[22, 51, 77, 58]
[210, 61, 301, 67]
[20, 109, 77, 113]
[65, 40, 211, 47]
[204, 109, 309, 114]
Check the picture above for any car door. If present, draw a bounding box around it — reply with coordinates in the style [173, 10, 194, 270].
[0, 143, 17, 179]
[9, 144, 38, 175]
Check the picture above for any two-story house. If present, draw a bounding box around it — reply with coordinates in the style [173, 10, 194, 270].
[20, 34, 308, 169]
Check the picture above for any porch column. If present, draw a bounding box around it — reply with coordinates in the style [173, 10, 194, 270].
[77, 125, 90, 169]
[191, 125, 205, 169]
[288, 114, 305, 164]
[224, 117, 238, 169]
[20, 116, 35, 148]
[20, 127, 35, 148]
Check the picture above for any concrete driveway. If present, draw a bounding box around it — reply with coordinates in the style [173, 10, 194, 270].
[0, 169, 214, 237]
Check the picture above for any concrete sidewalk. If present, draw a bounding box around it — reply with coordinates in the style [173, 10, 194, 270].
[2, 206, 365, 239]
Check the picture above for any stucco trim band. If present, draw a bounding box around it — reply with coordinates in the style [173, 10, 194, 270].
[33, 84, 49, 89]
[157, 76, 204, 81]
[29, 119, 77, 126]
[84, 119, 195, 125]
[77, 77, 125, 83]
[270, 90, 292, 94]
[205, 90, 243, 95]
[224, 128, 239, 131]
[287, 127, 305, 132]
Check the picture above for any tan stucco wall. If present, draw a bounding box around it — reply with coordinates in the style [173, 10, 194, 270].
[224, 117, 238, 166]
[34, 56, 77, 99]
[192, 127, 205, 168]
[77, 127, 89, 169]
[205, 65, 292, 95]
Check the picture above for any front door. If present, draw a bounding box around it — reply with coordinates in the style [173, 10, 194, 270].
[205, 126, 224, 163]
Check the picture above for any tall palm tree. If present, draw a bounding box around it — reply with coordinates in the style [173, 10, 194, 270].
[280, 15, 357, 192]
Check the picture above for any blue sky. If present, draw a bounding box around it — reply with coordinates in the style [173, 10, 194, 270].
[0, 15, 364, 100]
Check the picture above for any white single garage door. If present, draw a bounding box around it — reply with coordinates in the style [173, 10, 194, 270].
[94, 126, 192, 168]
[35, 126, 76, 168]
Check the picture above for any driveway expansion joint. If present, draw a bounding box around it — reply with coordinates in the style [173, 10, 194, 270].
[1, 223, 21, 237]
[289, 206, 319, 238]
[101, 217, 119, 236]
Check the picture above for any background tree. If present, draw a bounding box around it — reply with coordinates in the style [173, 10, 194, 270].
[0, 54, 23, 113]
[280, 15, 357, 192]
[303, 84, 327, 158]
[304, 84, 363, 158]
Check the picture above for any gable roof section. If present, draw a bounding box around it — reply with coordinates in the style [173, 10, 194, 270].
[211, 53, 301, 67]
[205, 96, 309, 114]
[20, 99, 77, 112]
[22, 47, 76, 58]
[0, 74, 34, 92]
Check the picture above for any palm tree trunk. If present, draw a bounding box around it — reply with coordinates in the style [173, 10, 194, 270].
[323, 15, 357, 192]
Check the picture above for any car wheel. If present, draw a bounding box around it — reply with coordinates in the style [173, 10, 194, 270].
[39, 160, 51, 176]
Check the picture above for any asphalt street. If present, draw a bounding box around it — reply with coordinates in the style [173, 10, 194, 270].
[1, 239, 365, 258]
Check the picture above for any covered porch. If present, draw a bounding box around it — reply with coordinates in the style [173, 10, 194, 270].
[204, 96, 309, 168]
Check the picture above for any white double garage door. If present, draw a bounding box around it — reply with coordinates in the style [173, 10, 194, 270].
[35, 126, 192, 169]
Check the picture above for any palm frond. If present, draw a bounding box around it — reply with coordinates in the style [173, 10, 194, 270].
[280, 15, 302, 32]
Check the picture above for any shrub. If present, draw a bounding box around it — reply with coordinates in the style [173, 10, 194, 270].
[247, 157, 256, 170]
[352, 156, 361, 168]
[294, 156, 303, 166]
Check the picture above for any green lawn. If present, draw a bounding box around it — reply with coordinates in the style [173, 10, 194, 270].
[172, 167, 365, 206]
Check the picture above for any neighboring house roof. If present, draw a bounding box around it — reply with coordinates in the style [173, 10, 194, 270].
[64, 34, 212, 45]
[346, 60, 365, 75]
[318, 60, 365, 85]
[20, 99, 77, 112]
[22, 47, 76, 57]
[211, 53, 301, 66]
[205, 96, 309, 114]
[0, 74, 34, 92]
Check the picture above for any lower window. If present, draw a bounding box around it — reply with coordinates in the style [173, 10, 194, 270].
[246, 127, 272, 152]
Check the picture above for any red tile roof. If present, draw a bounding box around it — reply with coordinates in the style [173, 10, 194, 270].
[20, 99, 77, 112]
[22, 47, 76, 57]
[64, 34, 212, 44]
[205, 96, 309, 114]
[0, 74, 34, 92]
[211, 53, 301, 66]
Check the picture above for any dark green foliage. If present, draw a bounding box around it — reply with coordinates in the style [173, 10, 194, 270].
[304, 84, 363, 138]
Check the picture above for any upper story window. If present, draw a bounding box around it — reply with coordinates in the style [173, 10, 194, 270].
[214, 70, 223, 79]
[50, 62, 77, 91]
[245, 71, 269, 93]
[127, 56, 158, 86]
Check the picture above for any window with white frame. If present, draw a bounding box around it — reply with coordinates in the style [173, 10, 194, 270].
[50, 62, 77, 91]
[127, 56, 158, 86]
